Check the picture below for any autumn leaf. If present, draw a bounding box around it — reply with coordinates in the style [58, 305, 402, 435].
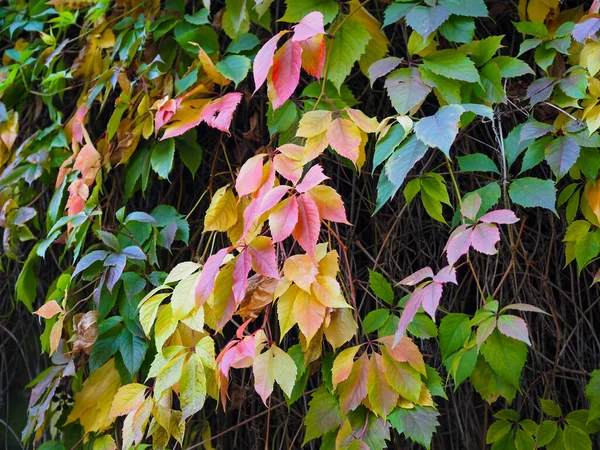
[34, 300, 63, 319]
[269, 39, 303, 109]
[326, 117, 362, 164]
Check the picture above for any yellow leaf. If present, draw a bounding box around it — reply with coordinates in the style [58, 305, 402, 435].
[109, 383, 147, 418]
[92, 435, 117, 450]
[49, 314, 64, 356]
[586, 179, 600, 224]
[293, 290, 326, 344]
[303, 131, 329, 161]
[204, 186, 238, 232]
[180, 353, 207, 420]
[171, 271, 201, 321]
[344, 108, 379, 133]
[277, 284, 298, 339]
[312, 276, 350, 309]
[332, 346, 360, 389]
[196, 45, 231, 85]
[66, 359, 121, 434]
[348, 0, 390, 75]
[580, 41, 600, 76]
[324, 308, 357, 350]
[139, 293, 171, 337]
[283, 254, 318, 292]
[155, 304, 178, 350]
[317, 249, 340, 278]
[122, 396, 153, 449]
[297, 111, 332, 138]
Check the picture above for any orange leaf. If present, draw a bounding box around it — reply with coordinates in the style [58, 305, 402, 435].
[301, 35, 326, 79]
[337, 352, 369, 414]
[326, 118, 362, 164]
[293, 290, 326, 344]
[34, 300, 63, 319]
[292, 194, 321, 255]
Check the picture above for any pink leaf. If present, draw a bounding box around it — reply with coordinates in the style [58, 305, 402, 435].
[269, 39, 303, 109]
[419, 283, 443, 321]
[241, 197, 262, 240]
[253, 31, 287, 93]
[296, 164, 328, 193]
[471, 223, 500, 255]
[259, 185, 290, 215]
[292, 11, 325, 42]
[153, 97, 178, 132]
[445, 225, 473, 266]
[236, 154, 266, 196]
[232, 250, 252, 303]
[433, 266, 457, 284]
[256, 160, 276, 199]
[201, 92, 243, 134]
[248, 238, 280, 279]
[479, 209, 519, 224]
[400, 267, 434, 286]
[497, 315, 531, 345]
[326, 118, 362, 164]
[461, 194, 482, 221]
[274, 153, 303, 183]
[293, 194, 321, 255]
[195, 247, 230, 305]
[393, 291, 422, 346]
[269, 196, 299, 243]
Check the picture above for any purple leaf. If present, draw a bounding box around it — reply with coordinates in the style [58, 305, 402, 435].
[73, 250, 109, 278]
[461, 194, 482, 221]
[572, 17, 600, 43]
[479, 209, 519, 224]
[195, 247, 230, 305]
[519, 120, 554, 143]
[368, 57, 403, 86]
[470, 223, 500, 255]
[105, 253, 126, 292]
[497, 315, 531, 345]
[400, 267, 434, 286]
[527, 77, 557, 105]
[445, 225, 473, 266]
[122, 246, 146, 260]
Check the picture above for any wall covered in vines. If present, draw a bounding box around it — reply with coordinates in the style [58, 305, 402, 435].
[1, 0, 600, 449]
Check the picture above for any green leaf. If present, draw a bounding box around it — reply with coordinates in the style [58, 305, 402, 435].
[541, 399, 563, 418]
[16, 246, 39, 311]
[562, 424, 592, 450]
[445, 346, 478, 387]
[383, 3, 416, 27]
[226, 33, 260, 54]
[439, 313, 472, 358]
[471, 356, 518, 404]
[302, 385, 343, 445]
[175, 129, 203, 177]
[422, 49, 480, 83]
[490, 56, 535, 77]
[385, 67, 432, 115]
[389, 406, 440, 450]
[151, 138, 175, 180]
[519, 136, 552, 175]
[505, 123, 534, 170]
[184, 8, 209, 25]
[414, 105, 464, 156]
[514, 428, 535, 450]
[425, 365, 447, 399]
[215, 55, 251, 86]
[469, 35, 504, 67]
[538, 420, 558, 446]
[368, 270, 394, 305]
[513, 21, 548, 38]
[373, 123, 406, 170]
[586, 370, 600, 422]
[545, 136, 580, 178]
[438, 0, 488, 17]
[486, 420, 513, 444]
[118, 330, 148, 376]
[363, 309, 390, 334]
[457, 154, 500, 174]
[281, 0, 339, 24]
[439, 15, 475, 43]
[480, 329, 528, 389]
[327, 17, 371, 91]
[509, 177, 556, 213]
[267, 100, 298, 136]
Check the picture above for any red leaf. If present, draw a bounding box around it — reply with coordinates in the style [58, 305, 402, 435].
[269, 39, 303, 109]
[292, 11, 325, 42]
[301, 35, 326, 78]
[269, 196, 299, 243]
[293, 194, 321, 255]
[253, 31, 288, 93]
[201, 92, 243, 133]
[195, 247, 230, 306]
